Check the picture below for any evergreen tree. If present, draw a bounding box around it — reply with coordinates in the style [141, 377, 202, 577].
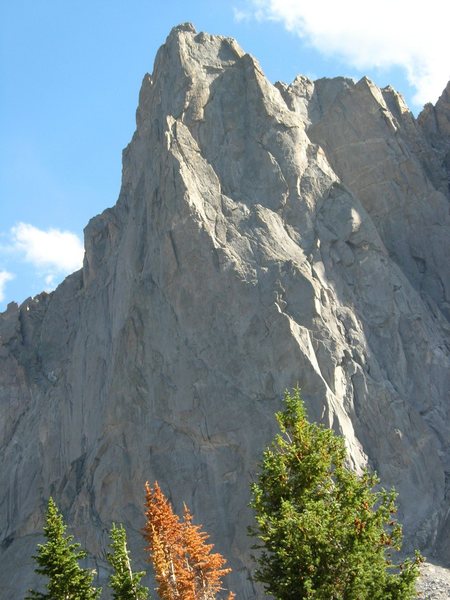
[249, 389, 423, 600]
[26, 497, 101, 599]
[107, 523, 149, 600]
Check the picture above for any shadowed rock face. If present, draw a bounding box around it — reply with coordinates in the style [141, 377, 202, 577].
[1, 24, 449, 598]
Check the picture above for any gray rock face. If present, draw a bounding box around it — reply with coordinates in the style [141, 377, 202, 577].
[1, 24, 449, 598]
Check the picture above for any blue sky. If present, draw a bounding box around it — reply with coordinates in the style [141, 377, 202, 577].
[1, 0, 449, 310]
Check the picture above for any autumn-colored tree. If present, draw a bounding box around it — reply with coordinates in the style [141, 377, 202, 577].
[143, 482, 183, 600]
[180, 505, 234, 600]
[143, 482, 234, 600]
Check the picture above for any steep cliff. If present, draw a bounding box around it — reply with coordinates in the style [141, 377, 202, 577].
[1, 24, 449, 598]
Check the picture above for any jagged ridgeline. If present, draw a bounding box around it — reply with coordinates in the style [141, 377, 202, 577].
[1, 23, 449, 599]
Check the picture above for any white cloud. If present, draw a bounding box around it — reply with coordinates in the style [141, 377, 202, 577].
[0, 271, 14, 303]
[10, 223, 84, 289]
[233, 7, 251, 22]
[242, 0, 450, 105]
[44, 274, 56, 288]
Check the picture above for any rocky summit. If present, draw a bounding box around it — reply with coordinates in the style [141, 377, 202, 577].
[1, 24, 449, 598]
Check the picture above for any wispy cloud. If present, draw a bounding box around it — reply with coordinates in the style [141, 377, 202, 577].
[239, 0, 450, 105]
[0, 271, 14, 302]
[233, 7, 252, 22]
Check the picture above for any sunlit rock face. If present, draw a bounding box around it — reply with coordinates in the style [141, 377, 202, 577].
[1, 24, 449, 598]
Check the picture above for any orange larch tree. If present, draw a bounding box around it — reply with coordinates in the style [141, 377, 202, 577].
[143, 481, 183, 600]
[143, 482, 234, 600]
[180, 504, 233, 600]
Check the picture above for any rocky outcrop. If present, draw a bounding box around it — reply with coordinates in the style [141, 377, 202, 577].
[419, 81, 450, 200]
[1, 24, 449, 598]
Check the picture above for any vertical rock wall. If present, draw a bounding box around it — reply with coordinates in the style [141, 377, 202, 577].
[0, 24, 449, 598]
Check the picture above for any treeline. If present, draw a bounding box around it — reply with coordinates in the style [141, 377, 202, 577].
[26, 390, 423, 599]
[26, 482, 232, 600]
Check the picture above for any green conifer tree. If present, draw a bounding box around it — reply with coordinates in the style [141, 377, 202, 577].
[107, 523, 149, 600]
[26, 497, 101, 599]
[249, 389, 423, 600]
